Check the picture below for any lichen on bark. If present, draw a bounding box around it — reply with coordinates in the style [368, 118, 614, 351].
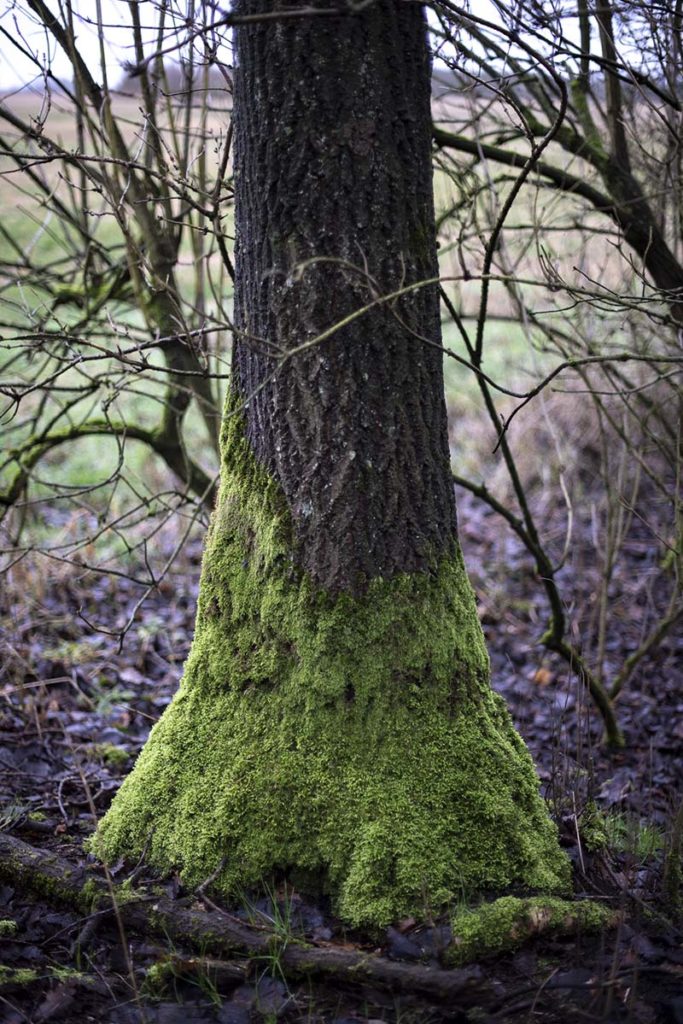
[93, 405, 570, 927]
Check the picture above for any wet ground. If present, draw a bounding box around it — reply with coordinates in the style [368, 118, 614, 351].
[1, 487, 681, 1023]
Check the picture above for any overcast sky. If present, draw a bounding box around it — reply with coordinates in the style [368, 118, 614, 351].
[0, 0, 586, 94]
[0, 0, 212, 90]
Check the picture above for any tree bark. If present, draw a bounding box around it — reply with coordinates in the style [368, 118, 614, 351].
[232, 0, 455, 592]
[94, 0, 570, 927]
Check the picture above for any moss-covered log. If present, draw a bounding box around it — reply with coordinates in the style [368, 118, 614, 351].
[447, 896, 618, 965]
[93, 0, 570, 926]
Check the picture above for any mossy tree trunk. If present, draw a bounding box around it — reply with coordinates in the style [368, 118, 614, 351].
[95, 0, 570, 926]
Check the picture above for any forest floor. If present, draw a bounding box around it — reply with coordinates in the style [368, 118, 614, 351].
[0, 489, 682, 1024]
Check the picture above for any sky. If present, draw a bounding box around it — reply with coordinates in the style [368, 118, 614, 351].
[0, 0, 589, 94]
[0, 0, 220, 90]
[0, 0, 489, 91]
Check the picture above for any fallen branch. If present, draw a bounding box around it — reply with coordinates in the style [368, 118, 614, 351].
[0, 834, 486, 1004]
[0, 834, 618, 1003]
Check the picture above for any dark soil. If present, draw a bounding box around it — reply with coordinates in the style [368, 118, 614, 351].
[0, 488, 681, 1024]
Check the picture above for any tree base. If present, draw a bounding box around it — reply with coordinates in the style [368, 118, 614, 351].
[93, 415, 570, 926]
[94, 667, 570, 926]
[0, 834, 613, 1003]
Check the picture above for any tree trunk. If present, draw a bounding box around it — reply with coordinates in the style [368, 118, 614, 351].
[232, 0, 455, 592]
[94, 0, 569, 927]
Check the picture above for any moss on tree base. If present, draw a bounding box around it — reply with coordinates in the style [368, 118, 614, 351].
[93, 411, 570, 927]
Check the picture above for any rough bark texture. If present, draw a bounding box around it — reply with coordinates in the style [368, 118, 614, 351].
[233, 0, 455, 592]
[93, 2, 571, 926]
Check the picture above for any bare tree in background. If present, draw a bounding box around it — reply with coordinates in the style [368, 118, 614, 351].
[0, 0, 232, 535]
[431, 0, 682, 744]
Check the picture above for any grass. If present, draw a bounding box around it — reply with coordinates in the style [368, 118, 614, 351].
[603, 812, 666, 863]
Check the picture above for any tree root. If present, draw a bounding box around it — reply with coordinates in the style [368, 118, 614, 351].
[0, 834, 617, 1006]
[0, 834, 486, 1004]
[446, 895, 618, 965]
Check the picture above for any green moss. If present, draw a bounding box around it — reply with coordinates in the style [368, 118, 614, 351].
[0, 843, 91, 911]
[0, 919, 17, 936]
[0, 965, 87, 988]
[93, 404, 570, 927]
[579, 801, 609, 853]
[446, 896, 615, 965]
[81, 878, 105, 912]
[50, 966, 86, 982]
[143, 959, 175, 996]
[0, 967, 39, 987]
[87, 743, 130, 769]
[113, 877, 148, 905]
